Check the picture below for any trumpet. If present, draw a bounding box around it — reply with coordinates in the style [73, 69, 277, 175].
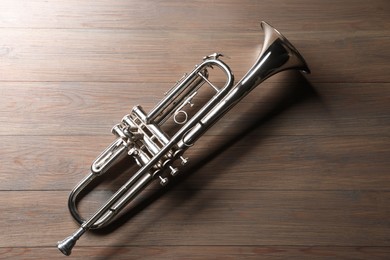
[57, 21, 310, 256]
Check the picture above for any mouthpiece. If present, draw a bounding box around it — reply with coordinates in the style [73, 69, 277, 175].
[57, 227, 85, 256]
[57, 236, 77, 256]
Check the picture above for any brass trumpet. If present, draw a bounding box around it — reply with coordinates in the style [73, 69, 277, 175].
[57, 21, 310, 255]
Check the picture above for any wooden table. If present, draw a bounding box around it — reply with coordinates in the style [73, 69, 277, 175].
[1, 0, 389, 259]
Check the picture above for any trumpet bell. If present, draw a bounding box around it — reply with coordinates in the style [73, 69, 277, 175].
[260, 21, 310, 74]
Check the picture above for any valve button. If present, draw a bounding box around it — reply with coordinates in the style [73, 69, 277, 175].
[169, 166, 179, 176]
[159, 176, 169, 186]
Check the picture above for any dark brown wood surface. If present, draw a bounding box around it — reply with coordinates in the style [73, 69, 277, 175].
[1, 0, 389, 259]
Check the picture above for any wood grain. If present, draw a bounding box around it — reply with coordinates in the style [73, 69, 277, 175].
[0, 0, 389, 259]
[1, 81, 389, 136]
[1, 135, 389, 191]
[1, 246, 390, 260]
[1, 29, 389, 83]
[1, 190, 389, 247]
[0, 0, 388, 32]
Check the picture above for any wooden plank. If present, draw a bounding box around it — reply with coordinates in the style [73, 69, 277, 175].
[0, 0, 388, 32]
[0, 29, 388, 83]
[0, 135, 389, 191]
[0, 82, 389, 136]
[1, 246, 390, 259]
[1, 190, 389, 247]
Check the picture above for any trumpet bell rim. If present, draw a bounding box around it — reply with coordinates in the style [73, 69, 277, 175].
[260, 21, 311, 74]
